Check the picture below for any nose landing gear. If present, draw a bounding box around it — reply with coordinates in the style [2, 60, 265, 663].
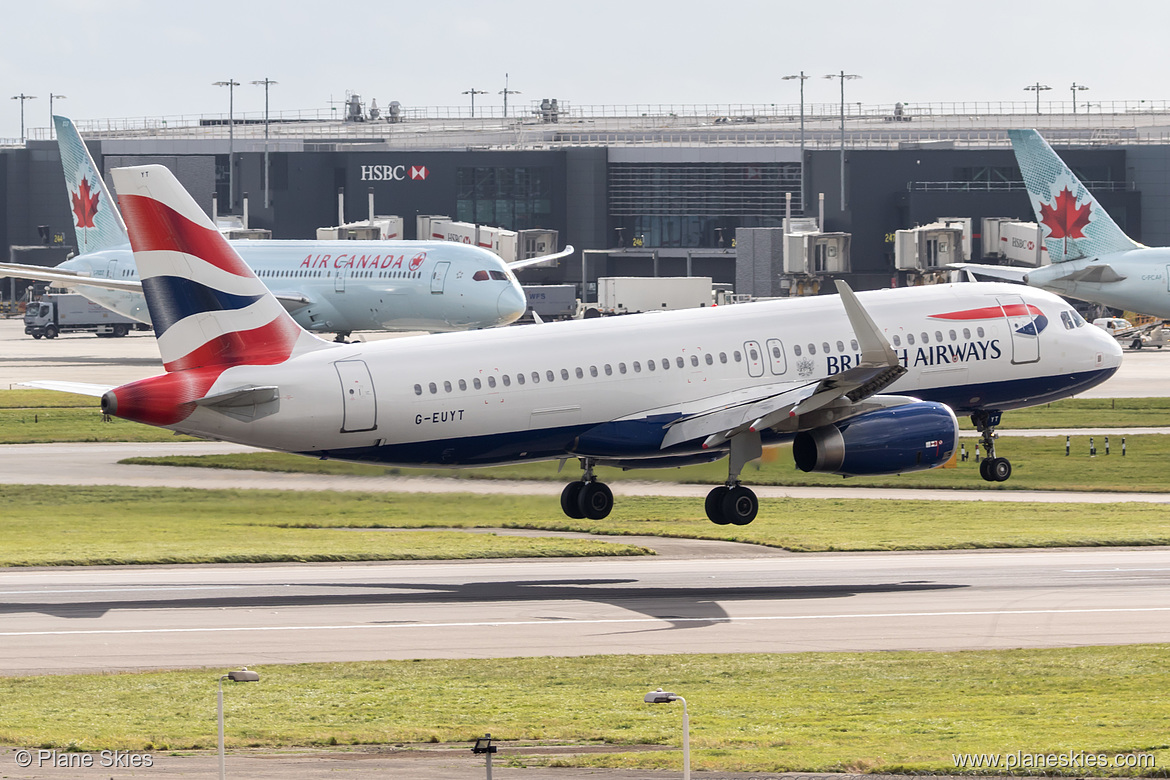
[972, 410, 1012, 482]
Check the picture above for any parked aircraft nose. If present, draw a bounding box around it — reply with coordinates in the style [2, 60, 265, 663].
[496, 284, 527, 325]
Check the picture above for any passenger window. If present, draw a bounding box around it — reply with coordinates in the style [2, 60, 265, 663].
[458, 379, 467, 391]
[547, 370, 555, 382]
[749, 348, 759, 361]
[794, 345, 802, 356]
[822, 342, 830, 353]
[443, 381, 452, 393]
[977, 327, 985, 338]
[502, 375, 511, 387]
[907, 334, 915, 345]
[719, 352, 728, 363]
[893, 335, 900, 347]
[531, 372, 540, 383]
[836, 341, 844, 352]
[488, 376, 496, 388]
[648, 360, 656, 371]
[935, 331, 943, 342]
[676, 357, 684, 368]
[733, 351, 742, 362]
[850, 339, 859, 351]
[561, 369, 570, 380]
[428, 382, 437, 394]
[619, 363, 627, 374]
[575, 367, 584, 379]
[949, 330, 957, 341]
[921, 332, 929, 343]
[705, 353, 713, 365]
[661, 359, 669, 370]
[604, 364, 613, 376]
[414, 384, 422, 396]
[473, 378, 482, 390]
[590, 366, 599, 377]
[517, 374, 525, 385]
[963, 328, 971, 339]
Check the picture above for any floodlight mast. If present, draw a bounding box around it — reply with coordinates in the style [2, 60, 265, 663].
[644, 689, 689, 780]
[462, 88, 488, 118]
[1024, 82, 1051, 115]
[499, 73, 521, 119]
[1070, 82, 1089, 114]
[10, 94, 37, 143]
[49, 95, 66, 138]
[825, 71, 860, 211]
[251, 78, 278, 208]
[213, 80, 241, 211]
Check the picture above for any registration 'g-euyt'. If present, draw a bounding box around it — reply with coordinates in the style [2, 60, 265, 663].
[44, 166, 1122, 525]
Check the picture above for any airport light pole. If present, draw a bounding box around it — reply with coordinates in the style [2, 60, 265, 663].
[782, 71, 808, 211]
[10, 93, 36, 143]
[645, 689, 689, 780]
[824, 71, 861, 212]
[48, 94, 65, 137]
[1070, 82, 1089, 114]
[251, 78, 278, 209]
[213, 80, 240, 211]
[1024, 82, 1051, 115]
[462, 88, 488, 118]
[218, 668, 260, 780]
[499, 73, 520, 119]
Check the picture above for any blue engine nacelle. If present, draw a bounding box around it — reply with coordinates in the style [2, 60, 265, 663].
[792, 401, 959, 476]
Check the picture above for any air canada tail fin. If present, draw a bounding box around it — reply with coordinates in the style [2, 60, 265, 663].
[109, 164, 331, 373]
[1008, 129, 1139, 262]
[54, 115, 129, 254]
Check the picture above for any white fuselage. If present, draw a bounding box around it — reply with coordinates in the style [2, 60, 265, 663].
[59, 240, 527, 333]
[1024, 247, 1170, 318]
[163, 283, 1121, 467]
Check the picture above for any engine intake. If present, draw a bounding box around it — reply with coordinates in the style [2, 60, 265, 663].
[792, 401, 958, 476]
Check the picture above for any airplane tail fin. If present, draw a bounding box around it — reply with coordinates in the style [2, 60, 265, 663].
[54, 115, 130, 254]
[1008, 129, 1138, 262]
[109, 164, 331, 373]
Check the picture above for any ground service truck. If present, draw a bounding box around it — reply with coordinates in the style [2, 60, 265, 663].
[23, 294, 140, 339]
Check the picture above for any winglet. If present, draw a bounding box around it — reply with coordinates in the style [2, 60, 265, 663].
[834, 280, 898, 368]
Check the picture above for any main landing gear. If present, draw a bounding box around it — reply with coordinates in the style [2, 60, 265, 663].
[972, 410, 1012, 483]
[560, 458, 615, 520]
[704, 430, 761, 526]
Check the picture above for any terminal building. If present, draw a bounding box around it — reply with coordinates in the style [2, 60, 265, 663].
[3, 98, 1168, 303]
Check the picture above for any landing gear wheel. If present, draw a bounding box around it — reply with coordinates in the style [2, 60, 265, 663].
[979, 458, 994, 482]
[989, 457, 1012, 482]
[577, 481, 613, 520]
[721, 486, 759, 526]
[45, 325, 58, 339]
[705, 486, 730, 524]
[560, 482, 585, 519]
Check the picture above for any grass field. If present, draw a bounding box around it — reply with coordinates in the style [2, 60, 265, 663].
[4, 485, 1170, 566]
[1, 647, 1166, 775]
[1, 390, 1169, 445]
[124, 432, 1170, 493]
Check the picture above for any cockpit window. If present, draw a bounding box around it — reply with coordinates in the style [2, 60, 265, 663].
[490, 270, 508, 281]
[1070, 309, 1086, 327]
[472, 270, 490, 281]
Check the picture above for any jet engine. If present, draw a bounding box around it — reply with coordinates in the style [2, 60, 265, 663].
[792, 401, 958, 476]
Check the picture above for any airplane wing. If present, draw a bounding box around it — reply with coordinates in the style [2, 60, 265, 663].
[16, 380, 113, 397]
[947, 263, 1030, 283]
[0, 262, 143, 292]
[661, 281, 907, 450]
[508, 244, 575, 271]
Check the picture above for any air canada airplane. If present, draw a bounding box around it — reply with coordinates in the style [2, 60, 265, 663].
[0, 116, 568, 337]
[955, 129, 1170, 318]
[32, 166, 1122, 525]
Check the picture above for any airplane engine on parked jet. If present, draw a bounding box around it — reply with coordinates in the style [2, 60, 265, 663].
[792, 401, 958, 476]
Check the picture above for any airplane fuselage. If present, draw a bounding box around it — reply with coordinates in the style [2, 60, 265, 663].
[58, 240, 527, 333]
[1024, 248, 1170, 318]
[124, 283, 1120, 469]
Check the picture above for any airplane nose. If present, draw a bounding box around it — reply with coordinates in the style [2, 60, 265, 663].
[496, 285, 526, 324]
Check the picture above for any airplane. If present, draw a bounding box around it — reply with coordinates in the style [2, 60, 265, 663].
[29, 165, 1122, 525]
[953, 129, 1170, 318]
[0, 115, 570, 338]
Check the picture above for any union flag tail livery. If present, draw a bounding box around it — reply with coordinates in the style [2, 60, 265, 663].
[1009, 129, 1138, 262]
[55, 115, 129, 254]
[110, 165, 328, 372]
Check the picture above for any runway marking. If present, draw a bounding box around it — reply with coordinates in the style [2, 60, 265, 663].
[0, 586, 248, 595]
[3, 606, 1169, 637]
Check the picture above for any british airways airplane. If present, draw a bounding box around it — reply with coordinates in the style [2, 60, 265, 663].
[32, 165, 1122, 525]
[956, 129, 1170, 318]
[0, 116, 563, 337]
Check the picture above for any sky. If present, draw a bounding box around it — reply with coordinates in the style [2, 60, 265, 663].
[3, 0, 1169, 139]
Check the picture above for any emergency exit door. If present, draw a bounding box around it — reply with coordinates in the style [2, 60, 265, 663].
[431, 261, 451, 294]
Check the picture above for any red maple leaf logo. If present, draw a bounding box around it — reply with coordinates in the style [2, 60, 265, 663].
[1038, 187, 1091, 240]
[71, 177, 100, 229]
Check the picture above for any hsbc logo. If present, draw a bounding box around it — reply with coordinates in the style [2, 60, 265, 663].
[360, 164, 430, 182]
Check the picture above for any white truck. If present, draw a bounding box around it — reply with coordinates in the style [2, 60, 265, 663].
[591, 277, 714, 316]
[23, 294, 140, 339]
[523, 284, 580, 321]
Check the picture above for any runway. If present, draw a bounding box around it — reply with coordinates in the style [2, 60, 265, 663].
[3, 440, 1170, 504]
[2, 547, 1168, 675]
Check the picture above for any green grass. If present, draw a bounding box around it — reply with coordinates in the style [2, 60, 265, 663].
[125, 433, 1170, 493]
[955, 397, 1170, 429]
[4, 485, 1170, 566]
[2, 648, 1167, 775]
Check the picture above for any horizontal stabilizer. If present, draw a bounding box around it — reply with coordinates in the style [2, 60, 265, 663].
[947, 263, 1030, 283]
[273, 293, 314, 312]
[17, 380, 113, 397]
[194, 385, 280, 422]
[508, 245, 575, 271]
[1060, 264, 1128, 284]
[0, 262, 143, 292]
